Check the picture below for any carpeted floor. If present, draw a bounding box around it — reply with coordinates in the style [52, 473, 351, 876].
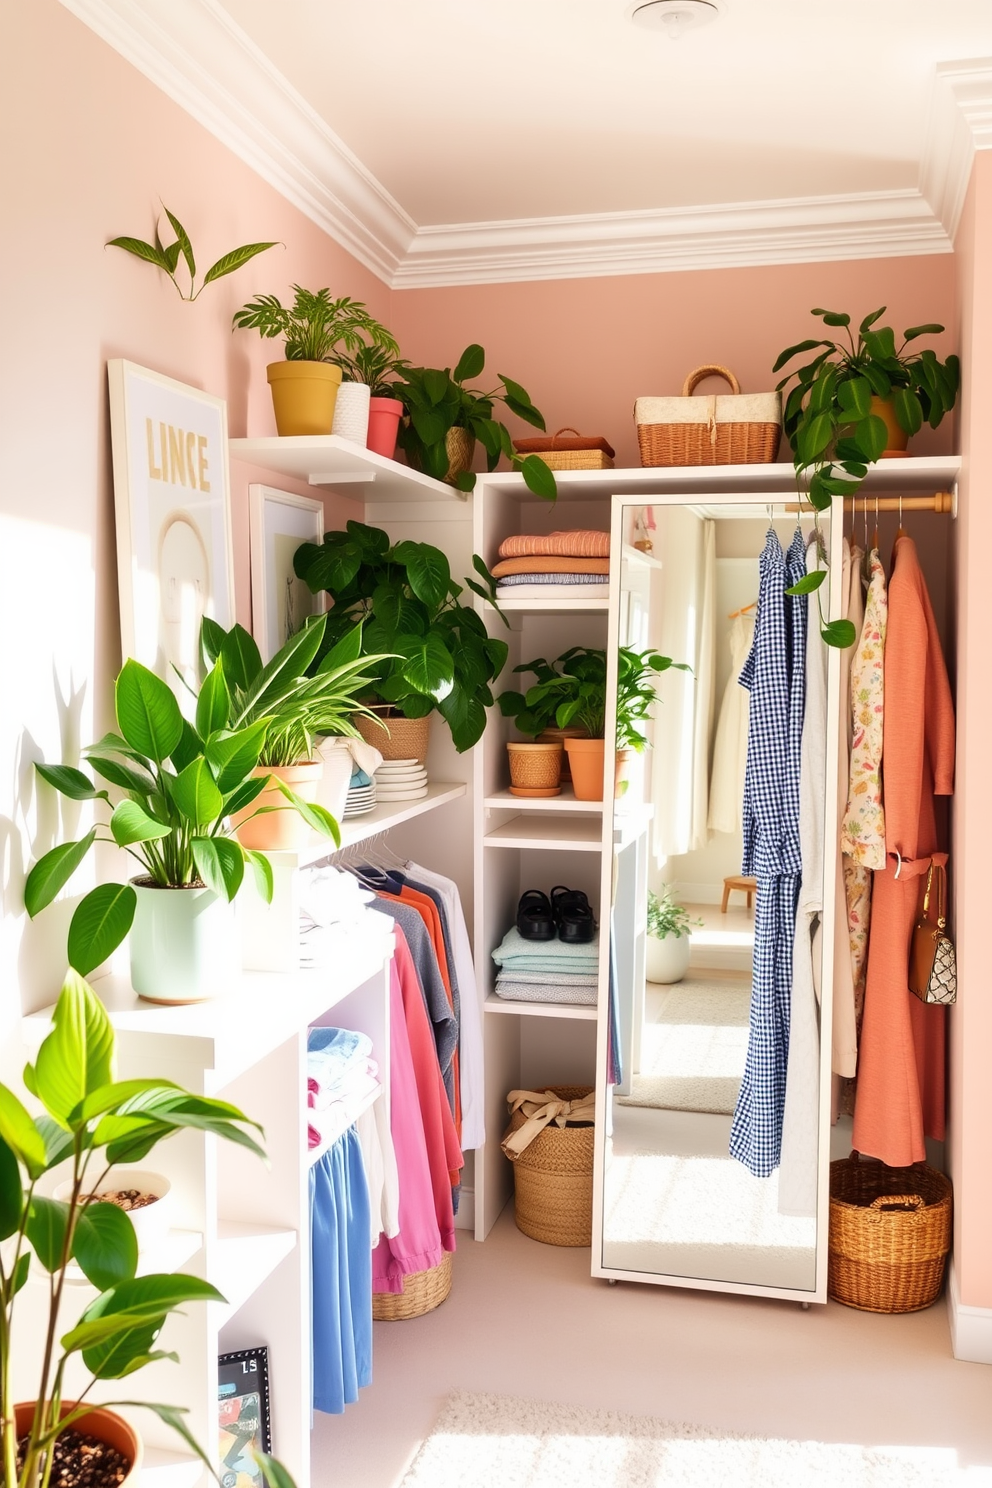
[399, 1390, 990, 1487]
[617, 978, 750, 1115]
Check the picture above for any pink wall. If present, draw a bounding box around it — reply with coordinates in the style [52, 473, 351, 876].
[950, 150, 992, 1313]
[391, 256, 958, 468]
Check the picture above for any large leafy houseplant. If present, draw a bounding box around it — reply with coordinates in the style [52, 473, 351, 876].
[499, 646, 687, 743]
[232, 287, 398, 364]
[24, 656, 338, 976]
[331, 342, 411, 398]
[394, 344, 557, 499]
[294, 520, 508, 754]
[0, 970, 290, 1488]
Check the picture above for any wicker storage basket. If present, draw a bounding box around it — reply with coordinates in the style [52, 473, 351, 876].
[354, 708, 430, 763]
[372, 1250, 452, 1321]
[513, 428, 615, 471]
[635, 365, 781, 468]
[502, 1086, 594, 1247]
[828, 1153, 952, 1313]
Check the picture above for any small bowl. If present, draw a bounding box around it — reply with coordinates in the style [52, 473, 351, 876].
[55, 1168, 173, 1254]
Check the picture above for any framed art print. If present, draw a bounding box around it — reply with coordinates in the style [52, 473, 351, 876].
[249, 484, 325, 662]
[108, 359, 235, 701]
[218, 1347, 271, 1488]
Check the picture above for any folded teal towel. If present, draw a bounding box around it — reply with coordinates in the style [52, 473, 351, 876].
[492, 926, 599, 973]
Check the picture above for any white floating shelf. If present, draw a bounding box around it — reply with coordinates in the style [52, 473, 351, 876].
[484, 789, 604, 814]
[267, 782, 467, 870]
[308, 1083, 383, 1167]
[484, 815, 604, 851]
[496, 594, 609, 613]
[58, 1229, 204, 1290]
[212, 1222, 297, 1323]
[230, 434, 461, 502]
[484, 994, 598, 1021]
[140, 1448, 202, 1488]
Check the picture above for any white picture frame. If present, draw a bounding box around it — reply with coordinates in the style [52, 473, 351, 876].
[248, 484, 326, 662]
[107, 359, 235, 700]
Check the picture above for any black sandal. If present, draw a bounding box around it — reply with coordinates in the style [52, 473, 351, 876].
[551, 885, 597, 943]
[516, 889, 556, 941]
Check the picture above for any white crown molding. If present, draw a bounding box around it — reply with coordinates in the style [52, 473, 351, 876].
[57, 0, 991, 288]
[947, 1262, 992, 1365]
[921, 58, 992, 245]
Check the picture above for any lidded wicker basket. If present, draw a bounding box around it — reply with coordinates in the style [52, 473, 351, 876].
[635, 365, 781, 468]
[828, 1152, 952, 1313]
[502, 1086, 594, 1247]
[513, 428, 615, 471]
[372, 1250, 452, 1321]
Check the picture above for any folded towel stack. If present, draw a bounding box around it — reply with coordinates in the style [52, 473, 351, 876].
[490, 925, 599, 1006]
[492, 531, 610, 599]
[307, 1026, 381, 1150]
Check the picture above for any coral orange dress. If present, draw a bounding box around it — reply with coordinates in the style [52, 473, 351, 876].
[851, 535, 954, 1167]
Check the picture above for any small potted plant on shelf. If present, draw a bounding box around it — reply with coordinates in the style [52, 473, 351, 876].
[0, 969, 291, 1488]
[24, 657, 338, 1003]
[332, 341, 411, 459]
[615, 645, 690, 794]
[294, 519, 508, 757]
[645, 885, 702, 984]
[232, 285, 400, 438]
[497, 655, 590, 796]
[199, 613, 389, 848]
[393, 344, 557, 498]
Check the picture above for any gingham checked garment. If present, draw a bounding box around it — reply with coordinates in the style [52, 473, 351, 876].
[730, 528, 807, 1177]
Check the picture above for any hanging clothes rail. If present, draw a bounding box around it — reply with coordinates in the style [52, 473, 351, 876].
[783, 491, 954, 514]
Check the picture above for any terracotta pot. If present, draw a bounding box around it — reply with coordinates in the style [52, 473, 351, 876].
[330, 380, 371, 445]
[537, 725, 588, 784]
[14, 1403, 141, 1487]
[266, 360, 342, 436]
[444, 427, 475, 485]
[507, 741, 562, 794]
[129, 879, 237, 1004]
[870, 395, 910, 457]
[354, 709, 430, 763]
[367, 396, 404, 458]
[564, 736, 606, 801]
[233, 761, 323, 850]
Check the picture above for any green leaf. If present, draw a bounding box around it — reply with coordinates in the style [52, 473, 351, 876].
[33, 968, 115, 1126]
[903, 322, 944, 341]
[223, 774, 269, 818]
[860, 362, 892, 399]
[854, 413, 889, 463]
[10, 1251, 30, 1296]
[200, 615, 225, 668]
[162, 206, 195, 279]
[403, 544, 450, 610]
[0, 1134, 22, 1239]
[73, 1199, 138, 1290]
[812, 307, 850, 326]
[321, 618, 363, 666]
[202, 241, 279, 285]
[205, 721, 269, 792]
[453, 344, 485, 382]
[785, 569, 827, 596]
[271, 782, 340, 843]
[221, 625, 263, 693]
[246, 849, 274, 904]
[68, 883, 137, 977]
[116, 661, 184, 763]
[240, 616, 326, 716]
[26, 1196, 70, 1271]
[519, 454, 557, 501]
[836, 376, 872, 419]
[772, 338, 830, 374]
[255, 1454, 297, 1488]
[118, 1404, 215, 1480]
[0, 1085, 48, 1177]
[110, 800, 171, 847]
[822, 619, 858, 648]
[170, 758, 224, 826]
[195, 657, 231, 739]
[107, 236, 172, 270]
[35, 764, 104, 801]
[399, 633, 454, 698]
[75, 1078, 183, 1124]
[891, 386, 923, 436]
[88, 755, 155, 793]
[191, 837, 244, 901]
[454, 469, 477, 492]
[421, 368, 451, 405]
[796, 411, 834, 464]
[24, 831, 97, 917]
[858, 307, 886, 333]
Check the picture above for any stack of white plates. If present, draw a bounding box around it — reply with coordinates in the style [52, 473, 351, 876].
[374, 758, 429, 802]
[343, 774, 377, 819]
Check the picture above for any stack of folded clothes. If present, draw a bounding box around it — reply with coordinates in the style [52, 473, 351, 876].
[490, 530, 610, 599]
[307, 1026, 381, 1151]
[490, 926, 599, 1006]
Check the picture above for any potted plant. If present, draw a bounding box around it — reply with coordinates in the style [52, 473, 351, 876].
[394, 344, 557, 498]
[0, 969, 290, 1488]
[199, 613, 389, 849]
[332, 341, 411, 458]
[773, 307, 959, 647]
[232, 286, 399, 437]
[615, 645, 689, 794]
[498, 655, 591, 794]
[294, 519, 509, 755]
[24, 657, 338, 1003]
[645, 885, 702, 984]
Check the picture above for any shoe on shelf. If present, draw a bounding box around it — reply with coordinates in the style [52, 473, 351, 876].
[551, 885, 597, 943]
[516, 889, 556, 941]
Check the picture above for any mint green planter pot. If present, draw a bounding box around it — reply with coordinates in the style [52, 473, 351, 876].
[130, 879, 238, 1003]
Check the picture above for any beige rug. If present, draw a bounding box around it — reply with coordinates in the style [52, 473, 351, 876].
[617, 979, 750, 1116]
[399, 1391, 987, 1487]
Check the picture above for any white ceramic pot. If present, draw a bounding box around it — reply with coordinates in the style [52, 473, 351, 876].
[55, 1168, 173, 1254]
[129, 879, 238, 1003]
[315, 736, 353, 824]
[645, 931, 692, 985]
[331, 381, 371, 445]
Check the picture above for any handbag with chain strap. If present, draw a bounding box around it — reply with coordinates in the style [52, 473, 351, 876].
[909, 860, 957, 1005]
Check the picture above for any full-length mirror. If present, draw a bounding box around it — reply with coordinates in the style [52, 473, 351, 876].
[597, 496, 836, 1295]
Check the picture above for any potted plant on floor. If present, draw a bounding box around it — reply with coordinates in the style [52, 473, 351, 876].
[232, 286, 400, 437]
[332, 341, 411, 459]
[394, 344, 557, 498]
[0, 969, 290, 1488]
[24, 657, 337, 1002]
[294, 519, 509, 755]
[199, 613, 389, 849]
[645, 885, 701, 983]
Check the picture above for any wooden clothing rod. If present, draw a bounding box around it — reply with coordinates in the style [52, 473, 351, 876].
[783, 491, 954, 514]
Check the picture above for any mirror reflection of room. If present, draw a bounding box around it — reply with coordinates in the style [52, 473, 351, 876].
[604, 501, 824, 1290]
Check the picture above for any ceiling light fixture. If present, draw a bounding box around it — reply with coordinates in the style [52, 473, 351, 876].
[627, 0, 722, 39]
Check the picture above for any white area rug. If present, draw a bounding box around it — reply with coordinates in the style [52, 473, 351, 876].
[399, 1391, 989, 1487]
[617, 979, 750, 1115]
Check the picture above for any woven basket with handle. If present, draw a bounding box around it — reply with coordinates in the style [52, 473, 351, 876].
[513, 428, 615, 471]
[828, 1152, 952, 1313]
[635, 365, 781, 467]
[502, 1085, 594, 1247]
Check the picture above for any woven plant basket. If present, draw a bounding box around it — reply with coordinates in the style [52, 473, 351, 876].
[635, 365, 781, 468]
[354, 709, 430, 763]
[513, 427, 615, 471]
[828, 1153, 952, 1314]
[372, 1250, 453, 1321]
[507, 741, 562, 792]
[502, 1086, 594, 1247]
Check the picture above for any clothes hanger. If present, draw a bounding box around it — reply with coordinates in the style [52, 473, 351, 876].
[896, 488, 907, 540]
[872, 491, 879, 554]
[727, 600, 756, 619]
